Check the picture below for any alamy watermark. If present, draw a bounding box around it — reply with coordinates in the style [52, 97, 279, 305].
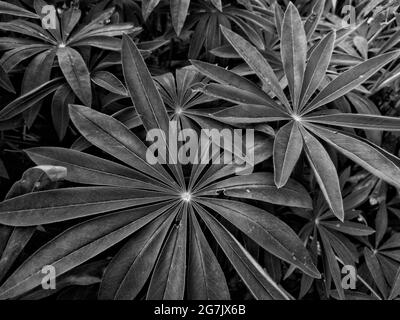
[145, 121, 255, 175]
[341, 265, 357, 290]
[41, 265, 56, 290]
[41, 5, 57, 30]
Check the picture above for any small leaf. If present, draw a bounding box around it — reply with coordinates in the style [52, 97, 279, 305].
[122, 35, 173, 134]
[320, 221, 375, 236]
[273, 121, 303, 188]
[195, 203, 291, 300]
[26, 147, 166, 191]
[0, 64, 14, 93]
[146, 209, 187, 299]
[69, 104, 176, 189]
[57, 47, 92, 107]
[220, 26, 290, 110]
[0, 78, 63, 121]
[170, 0, 190, 36]
[304, 0, 325, 39]
[200, 172, 312, 209]
[305, 50, 400, 114]
[191, 59, 280, 109]
[91, 71, 127, 96]
[51, 84, 74, 140]
[364, 247, 388, 298]
[196, 83, 279, 108]
[319, 227, 345, 299]
[0, 1, 39, 19]
[389, 267, 400, 300]
[99, 206, 178, 300]
[306, 124, 400, 190]
[0, 187, 172, 226]
[186, 209, 230, 300]
[305, 113, 400, 131]
[61, 7, 81, 41]
[197, 198, 320, 278]
[212, 104, 290, 123]
[300, 31, 335, 110]
[281, 3, 307, 109]
[375, 202, 388, 247]
[142, 0, 161, 20]
[301, 127, 344, 221]
[0, 203, 173, 299]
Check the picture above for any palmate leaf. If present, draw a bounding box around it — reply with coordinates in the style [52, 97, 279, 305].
[0, 37, 42, 51]
[305, 124, 400, 190]
[193, 135, 273, 191]
[0, 1, 39, 19]
[0, 64, 15, 93]
[364, 247, 389, 298]
[194, 203, 291, 300]
[121, 35, 185, 186]
[211, 104, 290, 123]
[0, 77, 63, 121]
[154, 67, 218, 118]
[69, 105, 176, 189]
[0, 187, 173, 226]
[319, 221, 375, 236]
[0, 44, 51, 73]
[0, 4, 137, 128]
[196, 198, 319, 278]
[274, 3, 283, 38]
[319, 227, 345, 299]
[190, 59, 281, 110]
[220, 26, 291, 111]
[25, 147, 169, 192]
[281, 3, 307, 110]
[170, 0, 191, 36]
[299, 31, 336, 110]
[193, 5, 400, 228]
[146, 208, 187, 299]
[57, 47, 92, 107]
[305, 113, 400, 131]
[0, 158, 8, 179]
[273, 121, 303, 188]
[0, 23, 324, 299]
[141, 0, 161, 20]
[22, 48, 57, 127]
[122, 35, 170, 135]
[0, 202, 174, 300]
[198, 172, 312, 209]
[195, 84, 274, 107]
[61, 7, 81, 42]
[99, 205, 179, 300]
[296, 174, 376, 299]
[304, 0, 325, 40]
[71, 107, 142, 152]
[51, 84, 74, 140]
[302, 50, 400, 114]
[0, 21, 56, 44]
[323, 229, 358, 266]
[186, 208, 230, 300]
[0, 120, 315, 300]
[91, 71, 127, 97]
[300, 127, 344, 221]
[0, 166, 66, 283]
[389, 267, 400, 300]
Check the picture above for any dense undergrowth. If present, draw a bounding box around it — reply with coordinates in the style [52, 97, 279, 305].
[0, 0, 400, 300]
